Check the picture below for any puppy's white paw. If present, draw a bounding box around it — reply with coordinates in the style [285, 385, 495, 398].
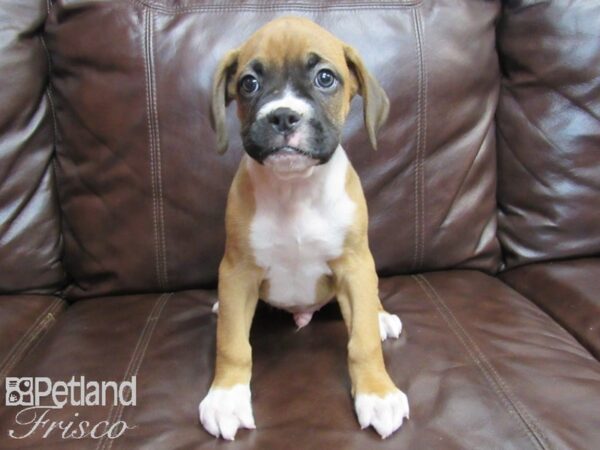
[199, 384, 255, 440]
[378, 311, 402, 341]
[211, 301, 219, 314]
[355, 390, 409, 439]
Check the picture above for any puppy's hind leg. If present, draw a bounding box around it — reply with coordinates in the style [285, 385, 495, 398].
[377, 302, 402, 342]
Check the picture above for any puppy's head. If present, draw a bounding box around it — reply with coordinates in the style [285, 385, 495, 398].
[211, 17, 389, 178]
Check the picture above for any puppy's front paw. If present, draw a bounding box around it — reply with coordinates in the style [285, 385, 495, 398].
[199, 384, 255, 440]
[355, 389, 409, 439]
[378, 311, 402, 341]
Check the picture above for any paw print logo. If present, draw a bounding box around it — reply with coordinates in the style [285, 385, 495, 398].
[5, 377, 34, 406]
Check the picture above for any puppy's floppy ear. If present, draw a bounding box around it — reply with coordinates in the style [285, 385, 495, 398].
[210, 49, 239, 155]
[344, 46, 390, 151]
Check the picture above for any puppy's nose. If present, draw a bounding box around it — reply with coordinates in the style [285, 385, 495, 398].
[268, 107, 301, 134]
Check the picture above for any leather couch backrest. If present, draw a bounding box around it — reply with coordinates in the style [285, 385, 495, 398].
[0, 0, 64, 294]
[497, 0, 600, 269]
[46, 0, 502, 299]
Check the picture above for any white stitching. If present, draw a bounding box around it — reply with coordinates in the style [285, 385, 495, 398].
[411, 9, 418, 270]
[0, 299, 64, 383]
[131, 0, 423, 15]
[413, 275, 551, 450]
[143, 9, 164, 289]
[96, 293, 172, 450]
[416, 10, 427, 269]
[410, 8, 427, 270]
[148, 10, 169, 289]
[411, 10, 421, 270]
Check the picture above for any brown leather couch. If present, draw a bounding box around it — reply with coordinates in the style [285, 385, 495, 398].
[1, 1, 599, 449]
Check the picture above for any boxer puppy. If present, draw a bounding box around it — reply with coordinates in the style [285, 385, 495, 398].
[199, 16, 409, 440]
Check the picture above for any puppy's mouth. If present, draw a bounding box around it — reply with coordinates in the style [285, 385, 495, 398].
[262, 146, 319, 178]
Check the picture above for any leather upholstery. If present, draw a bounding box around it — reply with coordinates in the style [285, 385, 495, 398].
[0, 296, 65, 386]
[496, 0, 600, 268]
[502, 258, 600, 360]
[0, 1, 598, 449]
[1, 272, 598, 449]
[0, 0, 64, 293]
[46, 0, 501, 299]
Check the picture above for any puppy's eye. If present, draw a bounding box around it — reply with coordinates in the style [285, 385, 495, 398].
[315, 69, 336, 89]
[239, 75, 260, 96]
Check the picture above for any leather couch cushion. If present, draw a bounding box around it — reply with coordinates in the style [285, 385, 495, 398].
[1, 271, 598, 449]
[501, 258, 600, 360]
[0, 296, 65, 384]
[0, 1, 64, 293]
[46, 0, 501, 299]
[496, 0, 600, 268]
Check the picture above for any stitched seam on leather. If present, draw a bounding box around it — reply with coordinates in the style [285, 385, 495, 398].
[0, 299, 64, 384]
[0, 301, 62, 374]
[410, 7, 419, 272]
[147, 9, 169, 290]
[96, 293, 172, 450]
[0, 299, 63, 379]
[152, 13, 169, 289]
[412, 275, 551, 450]
[0, 299, 62, 380]
[143, 9, 167, 290]
[417, 10, 427, 269]
[411, 8, 427, 271]
[143, 8, 160, 287]
[131, 0, 422, 14]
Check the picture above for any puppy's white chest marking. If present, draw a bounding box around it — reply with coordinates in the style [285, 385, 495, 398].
[248, 148, 355, 311]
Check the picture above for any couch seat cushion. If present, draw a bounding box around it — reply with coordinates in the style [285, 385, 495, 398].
[1, 271, 599, 449]
[501, 258, 600, 360]
[0, 296, 65, 385]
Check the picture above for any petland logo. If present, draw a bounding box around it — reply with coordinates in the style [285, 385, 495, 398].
[5, 376, 137, 440]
